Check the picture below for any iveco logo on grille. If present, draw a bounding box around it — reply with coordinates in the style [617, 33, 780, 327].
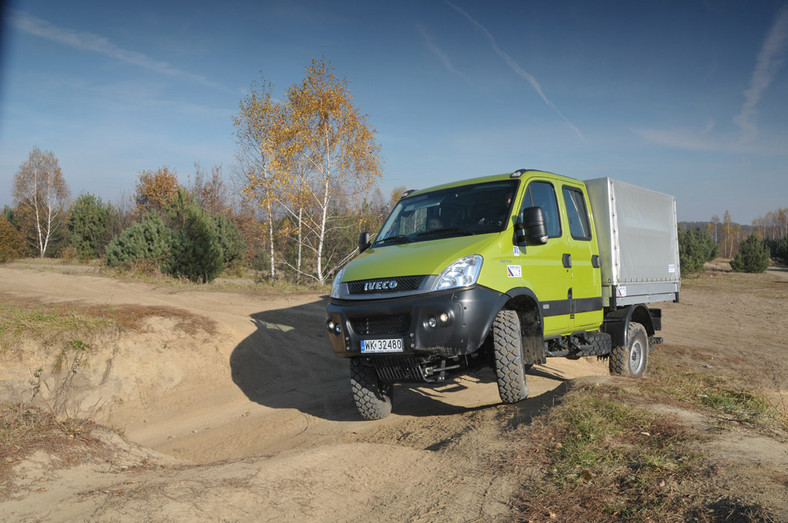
[363, 280, 398, 292]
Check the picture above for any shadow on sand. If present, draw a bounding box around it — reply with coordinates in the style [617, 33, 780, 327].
[229, 296, 573, 422]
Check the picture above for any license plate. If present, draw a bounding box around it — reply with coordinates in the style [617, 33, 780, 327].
[361, 338, 403, 353]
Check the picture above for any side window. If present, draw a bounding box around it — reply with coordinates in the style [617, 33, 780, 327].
[522, 181, 561, 238]
[562, 186, 592, 240]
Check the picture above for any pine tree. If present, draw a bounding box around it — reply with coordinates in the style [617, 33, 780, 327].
[104, 212, 173, 270]
[166, 189, 224, 283]
[730, 234, 770, 273]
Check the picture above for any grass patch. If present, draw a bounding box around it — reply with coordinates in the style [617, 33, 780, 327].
[0, 293, 217, 357]
[507, 382, 701, 521]
[647, 357, 786, 430]
[0, 299, 113, 339]
[502, 381, 777, 522]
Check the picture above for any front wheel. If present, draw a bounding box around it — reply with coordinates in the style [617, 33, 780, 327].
[609, 322, 649, 377]
[350, 358, 392, 420]
[492, 309, 529, 403]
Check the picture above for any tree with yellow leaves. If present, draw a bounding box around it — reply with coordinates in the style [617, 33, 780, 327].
[135, 166, 180, 215]
[234, 60, 382, 284]
[233, 80, 287, 281]
[283, 58, 382, 284]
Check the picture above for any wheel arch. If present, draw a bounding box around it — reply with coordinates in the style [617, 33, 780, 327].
[503, 287, 544, 337]
[603, 304, 655, 346]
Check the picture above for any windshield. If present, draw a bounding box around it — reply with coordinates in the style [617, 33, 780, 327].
[374, 180, 519, 245]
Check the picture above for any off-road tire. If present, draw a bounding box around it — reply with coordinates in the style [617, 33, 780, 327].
[492, 309, 529, 403]
[350, 358, 392, 420]
[609, 322, 648, 377]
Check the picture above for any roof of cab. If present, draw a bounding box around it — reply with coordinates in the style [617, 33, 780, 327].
[402, 168, 574, 200]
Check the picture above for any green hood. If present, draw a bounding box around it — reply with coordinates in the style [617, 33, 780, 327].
[342, 234, 497, 282]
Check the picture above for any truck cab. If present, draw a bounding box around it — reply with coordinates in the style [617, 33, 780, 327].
[326, 169, 680, 419]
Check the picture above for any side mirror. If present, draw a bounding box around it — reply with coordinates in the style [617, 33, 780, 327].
[358, 231, 372, 253]
[517, 207, 548, 245]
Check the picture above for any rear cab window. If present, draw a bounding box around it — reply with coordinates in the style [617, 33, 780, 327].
[562, 185, 592, 241]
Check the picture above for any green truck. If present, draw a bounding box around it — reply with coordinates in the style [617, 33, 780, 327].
[326, 169, 680, 419]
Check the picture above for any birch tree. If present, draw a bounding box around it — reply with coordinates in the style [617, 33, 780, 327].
[233, 80, 287, 281]
[12, 147, 71, 257]
[284, 58, 382, 283]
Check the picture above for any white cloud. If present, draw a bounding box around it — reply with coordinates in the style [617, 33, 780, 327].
[632, 125, 788, 156]
[443, 0, 587, 144]
[9, 10, 233, 92]
[416, 23, 470, 82]
[733, 6, 788, 143]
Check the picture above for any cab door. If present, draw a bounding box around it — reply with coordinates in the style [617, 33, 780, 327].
[560, 184, 603, 332]
[517, 179, 573, 337]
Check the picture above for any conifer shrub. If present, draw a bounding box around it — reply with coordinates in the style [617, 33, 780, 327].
[212, 213, 247, 267]
[678, 227, 718, 275]
[730, 234, 770, 273]
[104, 212, 172, 270]
[166, 189, 224, 283]
[765, 236, 788, 265]
[67, 194, 114, 259]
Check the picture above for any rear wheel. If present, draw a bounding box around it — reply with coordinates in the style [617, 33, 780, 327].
[350, 358, 392, 420]
[609, 322, 648, 377]
[492, 310, 529, 403]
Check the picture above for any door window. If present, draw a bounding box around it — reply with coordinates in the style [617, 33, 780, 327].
[522, 181, 561, 238]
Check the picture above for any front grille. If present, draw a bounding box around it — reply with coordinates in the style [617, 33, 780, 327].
[369, 356, 426, 383]
[350, 314, 410, 335]
[347, 275, 426, 295]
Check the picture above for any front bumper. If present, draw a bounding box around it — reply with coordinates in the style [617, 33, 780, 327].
[325, 285, 507, 359]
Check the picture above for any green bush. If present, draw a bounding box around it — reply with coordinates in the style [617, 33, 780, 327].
[0, 215, 26, 262]
[166, 189, 224, 283]
[104, 212, 172, 270]
[678, 227, 718, 275]
[730, 234, 770, 273]
[103, 190, 240, 284]
[67, 194, 115, 259]
[765, 236, 788, 265]
[213, 213, 247, 267]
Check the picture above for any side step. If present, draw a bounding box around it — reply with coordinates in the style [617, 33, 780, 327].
[545, 331, 612, 359]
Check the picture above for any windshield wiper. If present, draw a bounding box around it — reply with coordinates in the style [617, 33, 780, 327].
[375, 235, 411, 245]
[416, 227, 473, 238]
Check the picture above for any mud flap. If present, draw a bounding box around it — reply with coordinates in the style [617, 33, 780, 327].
[522, 335, 546, 366]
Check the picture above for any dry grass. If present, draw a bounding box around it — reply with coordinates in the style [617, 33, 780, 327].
[0, 292, 217, 357]
[500, 380, 778, 522]
[0, 402, 103, 492]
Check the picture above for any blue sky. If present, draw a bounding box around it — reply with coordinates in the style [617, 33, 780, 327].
[1, 0, 787, 223]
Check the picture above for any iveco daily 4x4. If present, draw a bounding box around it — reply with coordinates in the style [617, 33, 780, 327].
[326, 169, 680, 419]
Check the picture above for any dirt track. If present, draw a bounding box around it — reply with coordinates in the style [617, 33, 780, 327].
[0, 265, 609, 521]
[1, 263, 786, 521]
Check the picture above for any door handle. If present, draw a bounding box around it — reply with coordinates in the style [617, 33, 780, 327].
[562, 253, 572, 268]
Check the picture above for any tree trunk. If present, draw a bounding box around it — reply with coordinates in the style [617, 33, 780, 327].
[316, 177, 330, 284]
[296, 207, 303, 285]
[267, 201, 275, 281]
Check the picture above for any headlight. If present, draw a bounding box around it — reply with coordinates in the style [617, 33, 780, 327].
[432, 255, 483, 291]
[330, 268, 345, 298]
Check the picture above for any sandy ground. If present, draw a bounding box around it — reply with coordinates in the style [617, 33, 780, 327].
[0, 262, 786, 521]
